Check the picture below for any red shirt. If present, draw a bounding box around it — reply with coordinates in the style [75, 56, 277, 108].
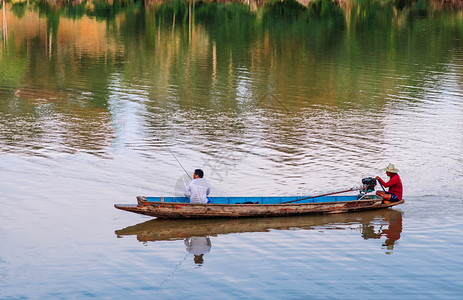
[378, 173, 403, 200]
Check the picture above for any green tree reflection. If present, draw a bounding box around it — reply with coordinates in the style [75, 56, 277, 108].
[1, 0, 463, 156]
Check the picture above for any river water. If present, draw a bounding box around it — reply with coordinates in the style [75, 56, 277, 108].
[1, 0, 463, 298]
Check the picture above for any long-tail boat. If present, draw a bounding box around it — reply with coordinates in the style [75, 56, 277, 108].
[114, 177, 403, 219]
[114, 193, 403, 219]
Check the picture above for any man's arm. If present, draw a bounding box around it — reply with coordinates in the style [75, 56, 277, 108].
[376, 176, 386, 186]
[377, 175, 398, 188]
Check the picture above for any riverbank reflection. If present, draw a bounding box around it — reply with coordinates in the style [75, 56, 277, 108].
[115, 208, 403, 254]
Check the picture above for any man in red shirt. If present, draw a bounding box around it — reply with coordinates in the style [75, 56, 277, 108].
[376, 163, 403, 203]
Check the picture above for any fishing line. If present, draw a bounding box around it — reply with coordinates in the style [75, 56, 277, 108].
[157, 138, 214, 202]
[158, 252, 189, 287]
[157, 138, 192, 180]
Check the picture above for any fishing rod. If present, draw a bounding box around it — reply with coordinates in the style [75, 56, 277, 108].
[159, 139, 213, 203]
[157, 138, 192, 180]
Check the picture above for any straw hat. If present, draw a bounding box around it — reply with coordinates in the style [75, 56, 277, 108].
[384, 163, 399, 173]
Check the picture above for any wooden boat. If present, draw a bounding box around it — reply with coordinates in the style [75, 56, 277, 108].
[114, 194, 404, 219]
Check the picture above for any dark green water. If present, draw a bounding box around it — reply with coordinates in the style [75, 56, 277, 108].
[1, 0, 463, 298]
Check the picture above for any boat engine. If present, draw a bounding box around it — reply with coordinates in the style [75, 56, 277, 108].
[361, 177, 377, 193]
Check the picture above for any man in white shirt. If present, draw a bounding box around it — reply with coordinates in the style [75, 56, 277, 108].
[184, 169, 211, 204]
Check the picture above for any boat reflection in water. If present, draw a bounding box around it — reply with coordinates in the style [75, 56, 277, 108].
[115, 208, 403, 256]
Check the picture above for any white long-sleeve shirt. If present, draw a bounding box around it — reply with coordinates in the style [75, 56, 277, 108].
[184, 178, 211, 204]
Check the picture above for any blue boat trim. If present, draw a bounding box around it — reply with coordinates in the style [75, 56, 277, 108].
[144, 195, 363, 205]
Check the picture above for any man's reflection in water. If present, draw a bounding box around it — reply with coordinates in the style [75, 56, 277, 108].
[361, 210, 403, 251]
[184, 236, 212, 264]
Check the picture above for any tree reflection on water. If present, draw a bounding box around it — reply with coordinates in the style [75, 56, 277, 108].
[1, 0, 462, 157]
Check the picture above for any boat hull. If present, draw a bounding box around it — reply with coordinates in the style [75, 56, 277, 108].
[114, 196, 404, 219]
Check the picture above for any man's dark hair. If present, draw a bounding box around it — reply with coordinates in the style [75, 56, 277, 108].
[194, 169, 204, 178]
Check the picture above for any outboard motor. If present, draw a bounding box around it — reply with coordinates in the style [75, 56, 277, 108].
[360, 177, 377, 194]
